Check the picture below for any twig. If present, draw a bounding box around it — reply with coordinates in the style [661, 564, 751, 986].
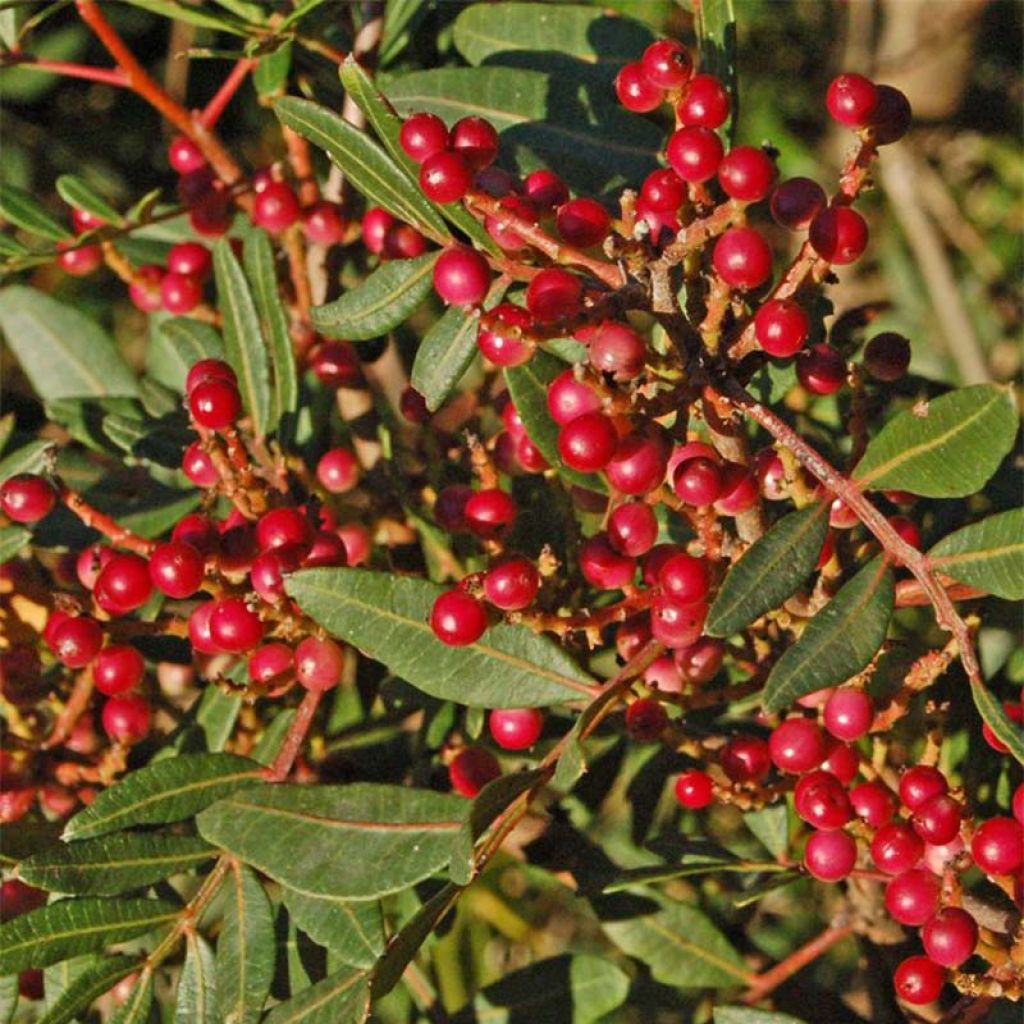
[0, 55, 128, 87]
[263, 688, 322, 782]
[200, 58, 257, 130]
[57, 480, 156, 556]
[740, 921, 855, 1004]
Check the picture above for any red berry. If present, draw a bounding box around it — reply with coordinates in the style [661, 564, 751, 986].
[713, 463, 759, 516]
[677, 74, 730, 129]
[316, 448, 360, 494]
[720, 735, 771, 783]
[148, 541, 204, 600]
[922, 908, 978, 968]
[608, 502, 658, 557]
[294, 636, 344, 691]
[819, 738, 858, 785]
[71, 207, 105, 232]
[0, 879, 46, 922]
[449, 747, 501, 797]
[253, 182, 300, 233]
[769, 717, 827, 774]
[523, 170, 569, 210]
[524, 268, 583, 323]
[577, 533, 634, 590]
[419, 151, 473, 204]
[128, 264, 165, 312]
[250, 551, 290, 605]
[168, 241, 212, 279]
[484, 558, 540, 611]
[640, 169, 685, 213]
[890, 512, 922, 546]
[302, 202, 347, 246]
[558, 412, 618, 472]
[189, 378, 242, 430]
[248, 643, 295, 689]
[362, 207, 396, 254]
[182, 441, 218, 488]
[311, 341, 361, 389]
[256, 506, 314, 555]
[970, 817, 1024, 876]
[641, 39, 693, 90]
[477, 303, 535, 367]
[57, 243, 102, 276]
[893, 955, 945, 1005]
[435, 485, 473, 533]
[871, 822, 924, 875]
[885, 868, 940, 925]
[607, 432, 668, 496]
[92, 644, 145, 696]
[796, 344, 846, 396]
[304, 530, 348, 568]
[451, 117, 499, 170]
[794, 770, 853, 829]
[209, 597, 264, 653]
[823, 687, 873, 741]
[173, 513, 219, 555]
[188, 192, 233, 237]
[0, 787, 35, 824]
[168, 136, 206, 174]
[657, 552, 709, 606]
[484, 194, 538, 252]
[808, 206, 868, 264]
[160, 272, 203, 315]
[770, 176, 827, 231]
[547, 370, 601, 425]
[399, 112, 450, 163]
[754, 299, 809, 358]
[673, 456, 723, 506]
[718, 146, 776, 202]
[674, 769, 714, 809]
[826, 73, 878, 128]
[912, 794, 962, 846]
[644, 654, 682, 693]
[899, 765, 948, 811]
[674, 637, 725, 685]
[870, 85, 912, 145]
[187, 602, 220, 654]
[649, 593, 705, 649]
[101, 694, 151, 745]
[433, 246, 491, 306]
[556, 198, 610, 248]
[489, 708, 543, 750]
[382, 222, 427, 259]
[464, 489, 517, 539]
[1014, 783, 1024, 826]
[666, 126, 724, 183]
[186, 358, 236, 395]
[804, 829, 857, 881]
[850, 780, 898, 828]
[864, 332, 911, 381]
[95, 553, 152, 613]
[712, 227, 772, 289]
[588, 320, 646, 381]
[430, 590, 488, 646]
[0, 474, 56, 523]
[615, 62, 663, 112]
[337, 522, 371, 566]
[625, 698, 668, 741]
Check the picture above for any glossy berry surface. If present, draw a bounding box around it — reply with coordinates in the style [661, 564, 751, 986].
[717, 146, 775, 202]
[899, 765, 949, 811]
[489, 708, 544, 750]
[189, 378, 242, 430]
[101, 694, 151, 745]
[316, 448, 360, 494]
[673, 457, 723, 506]
[870, 822, 923, 875]
[769, 717, 826, 774]
[525, 268, 583, 323]
[294, 636, 344, 691]
[449, 747, 501, 797]
[770, 177, 827, 231]
[608, 502, 658, 557]
[625, 698, 668, 741]
[168, 135, 205, 174]
[803, 829, 857, 881]
[606, 432, 667, 495]
[720, 736, 771, 783]
[483, 558, 540, 611]
[464, 489, 517, 538]
[92, 644, 145, 696]
[419, 151, 473, 204]
[884, 868, 940, 925]
[615, 62, 663, 112]
[399, 112, 450, 162]
[912, 793, 962, 846]
[754, 299, 809, 357]
[794, 770, 853, 829]
[666, 126, 724, 183]
[970, 816, 1024, 875]
[674, 770, 714, 809]
[0, 474, 56, 523]
[809, 206, 869, 264]
[712, 227, 772, 289]
[558, 412, 618, 472]
[450, 117, 499, 169]
[826, 73, 878, 127]
[253, 182, 300, 233]
[677, 74, 730, 129]
[556, 198, 610, 248]
[547, 370, 602, 425]
[893, 956, 945, 1005]
[796, 344, 846, 395]
[579, 534, 636, 590]
[433, 246, 491, 306]
[823, 687, 873, 740]
[149, 541, 204, 598]
[209, 598, 264, 653]
[430, 590, 488, 646]
[850, 781, 897, 828]
[641, 39, 692, 89]
[95, 553, 153, 613]
[921, 908, 978, 968]
[864, 332, 911, 381]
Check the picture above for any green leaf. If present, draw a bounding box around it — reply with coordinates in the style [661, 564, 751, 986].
[243, 229, 297, 432]
[108, 970, 153, 1024]
[287, 568, 597, 707]
[714, 1009, 808, 1024]
[854, 384, 1017, 497]
[339, 59, 497, 255]
[19, 834, 214, 896]
[412, 280, 506, 411]
[0, 184, 72, 241]
[273, 97, 449, 239]
[149, 318, 225, 393]
[0, 898, 178, 974]
[197, 782, 466, 900]
[0, 975, 14, 1024]
[37, 955, 137, 1024]
[707, 504, 829, 637]
[262, 965, 369, 1024]
[177, 933, 218, 1024]
[310, 251, 437, 341]
[694, 0, 738, 143]
[117, 0, 250, 34]
[195, 685, 243, 752]
[0, 286, 139, 399]
[54, 176, 122, 226]
[279, 888, 384, 969]
[504, 351, 606, 492]
[453, 3, 653, 66]
[216, 864, 275, 1024]
[379, 0, 427, 64]
[762, 558, 894, 712]
[43, 955, 98, 1017]
[602, 896, 751, 989]
[253, 40, 292, 95]
[63, 753, 262, 841]
[251, 708, 296, 766]
[743, 804, 790, 859]
[0, 525, 30, 562]
[456, 953, 630, 1024]
[928, 509, 1024, 601]
[213, 238, 271, 437]
[385, 67, 660, 195]
[0, 439, 55, 482]
[972, 681, 1024, 766]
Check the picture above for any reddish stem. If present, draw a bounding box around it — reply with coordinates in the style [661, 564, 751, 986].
[200, 58, 256, 130]
[0, 56, 129, 87]
[741, 922, 855, 1005]
[264, 688, 322, 782]
[57, 480, 156, 556]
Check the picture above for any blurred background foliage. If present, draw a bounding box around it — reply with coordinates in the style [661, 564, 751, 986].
[0, 2, 1021, 1021]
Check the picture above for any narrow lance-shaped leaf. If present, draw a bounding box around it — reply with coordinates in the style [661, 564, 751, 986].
[0, 184, 73, 241]
[310, 251, 437, 341]
[216, 863, 275, 1024]
[149, 318, 225, 393]
[694, 0, 738, 144]
[243, 229, 297, 432]
[273, 97, 449, 239]
[213, 238, 271, 437]
[278, 887, 384, 969]
[412, 279, 507, 411]
[972, 681, 1024, 767]
[108, 970, 153, 1024]
[54, 175, 122, 226]
[762, 557, 894, 712]
[19, 834, 215, 896]
[0, 439, 55, 482]
[197, 782, 466, 900]
[176, 932, 218, 1024]
[63, 752, 263, 841]
[854, 384, 1017, 497]
[36, 956, 137, 1024]
[43, 956, 97, 1018]
[0, 975, 14, 1024]
[0, 526, 31, 563]
[0, 898, 179, 974]
[286, 567, 598, 708]
[707, 503, 829, 637]
[262, 965, 370, 1024]
[928, 508, 1024, 601]
[0, 286, 139, 399]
